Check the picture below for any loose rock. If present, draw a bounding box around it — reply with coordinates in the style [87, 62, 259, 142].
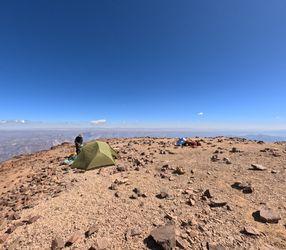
[130, 193, 138, 199]
[157, 189, 171, 199]
[211, 155, 220, 162]
[23, 215, 41, 224]
[203, 189, 213, 199]
[5, 225, 17, 234]
[207, 242, 226, 250]
[209, 200, 227, 208]
[116, 165, 126, 172]
[257, 206, 281, 224]
[231, 182, 254, 194]
[230, 147, 240, 153]
[223, 158, 232, 164]
[109, 183, 118, 190]
[85, 224, 99, 238]
[173, 167, 185, 175]
[0, 234, 8, 244]
[90, 237, 110, 250]
[251, 164, 266, 171]
[6, 212, 21, 220]
[176, 238, 190, 249]
[149, 224, 176, 250]
[51, 237, 65, 250]
[241, 226, 261, 236]
[65, 231, 82, 247]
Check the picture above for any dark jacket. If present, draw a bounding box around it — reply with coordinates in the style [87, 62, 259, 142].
[74, 136, 83, 146]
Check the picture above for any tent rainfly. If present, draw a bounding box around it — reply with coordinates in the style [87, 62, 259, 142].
[72, 141, 118, 171]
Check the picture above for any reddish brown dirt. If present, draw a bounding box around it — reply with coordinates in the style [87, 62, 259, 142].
[0, 137, 285, 249]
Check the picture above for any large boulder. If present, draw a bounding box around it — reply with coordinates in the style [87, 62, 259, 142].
[149, 224, 176, 250]
[258, 206, 281, 224]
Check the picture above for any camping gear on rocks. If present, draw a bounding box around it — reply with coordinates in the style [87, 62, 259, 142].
[72, 141, 118, 171]
[176, 138, 201, 147]
[176, 138, 187, 146]
[63, 155, 77, 165]
[185, 139, 201, 147]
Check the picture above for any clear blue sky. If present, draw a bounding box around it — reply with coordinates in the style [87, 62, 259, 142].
[0, 1, 285, 129]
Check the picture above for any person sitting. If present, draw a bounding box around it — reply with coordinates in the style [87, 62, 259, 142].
[74, 134, 83, 155]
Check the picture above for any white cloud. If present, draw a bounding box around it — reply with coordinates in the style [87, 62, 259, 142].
[90, 119, 107, 126]
[15, 120, 26, 124]
[197, 112, 204, 116]
[0, 120, 27, 125]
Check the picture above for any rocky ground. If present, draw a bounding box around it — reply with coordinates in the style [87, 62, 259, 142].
[0, 137, 285, 250]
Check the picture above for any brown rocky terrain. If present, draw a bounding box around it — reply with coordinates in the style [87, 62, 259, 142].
[0, 137, 285, 249]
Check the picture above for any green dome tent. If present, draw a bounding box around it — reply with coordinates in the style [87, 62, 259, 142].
[72, 141, 118, 171]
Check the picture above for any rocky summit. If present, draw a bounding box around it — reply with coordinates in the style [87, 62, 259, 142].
[0, 137, 285, 249]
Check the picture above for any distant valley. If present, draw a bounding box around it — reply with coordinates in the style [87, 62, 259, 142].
[0, 129, 285, 163]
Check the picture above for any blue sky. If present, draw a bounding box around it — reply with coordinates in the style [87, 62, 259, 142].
[0, 0, 285, 130]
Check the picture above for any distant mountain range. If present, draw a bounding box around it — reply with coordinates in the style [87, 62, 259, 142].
[243, 134, 286, 142]
[0, 129, 285, 163]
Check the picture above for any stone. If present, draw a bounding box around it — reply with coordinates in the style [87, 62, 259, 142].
[130, 193, 138, 199]
[116, 165, 126, 172]
[207, 242, 226, 250]
[133, 188, 142, 196]
[241, 226, 261, 236]
[223, 158, 232, 164]
[126, 228, 142, 240]
[65, 231, 82, 247]
[160, 172, 170, 179]
[132, 188, 147, 198]
[6, 212, 21, 220]
[114, 178, 128, 185]
[209, 200, 227, 208]
[85, 224, 99, 238]
[23, 215, 41, 224]
[164, 213, 177, 222]
[186, 198, 196, 206]
[0, 234, 8, 244]
[251, 164, 266, 171]
[258, 206, 281, 224]
[133, 159, 141, 166]
[161, 164, 170, 171]
[51, 237, 65, 250]
[180, 216, 197, 228]
[150, 224, 176, 250]
[156, 189, 171, 199]
[203, 189, 213, 199]
[182, 188, 194, 195]
[231, 182, 254, 194]
[242, 186, 253, 194]
[130, 228, 142, 237]
[91, 237, 110, 250]
[173, 167, 185, 175]
[176, 238, 189, 249]
[5, 225, 17, 234]
[211, 155, 219, 162]
[272, 152, 281, 157]
[13, 220, 25, 227]
[160, 150, 166, 155]
[109, 183, 118, 190]
[230, 147, 240, 153]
